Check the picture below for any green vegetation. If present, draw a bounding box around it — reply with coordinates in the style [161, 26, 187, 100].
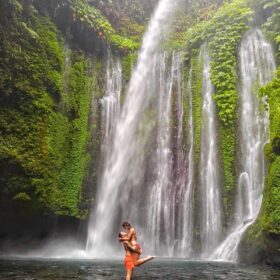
[242, 68, 280, 262]
[250, 67, 280, 235]
[190, 51, 204, 163]
[0, 0, 142, 220]
[70, 0, 139, 51]
[162, 0, 225, 50]
[208, 1, 253, 125]
[0, 0, 96, 218]
[0, 0, 280, 263]
[121, 53, 138, 82]
[239, 1, 280, 263]
[209, 2, 252, 204]
[48, 54, 93, 217]
[180, 1, 253, 210]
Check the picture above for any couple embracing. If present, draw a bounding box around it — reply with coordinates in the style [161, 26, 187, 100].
[119, 221, 154, 280]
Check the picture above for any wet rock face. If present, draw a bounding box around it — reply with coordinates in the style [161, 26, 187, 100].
[265, 233, 280, 265]
[0, 198, 84, 252]
[239, 232, 280, 266]
[272, 137, 280, 155]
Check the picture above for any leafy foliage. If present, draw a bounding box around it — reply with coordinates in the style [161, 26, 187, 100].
[70, 0, 139, 51]
[178, 1, 253, 125]
[208, 1, 253, 125]
[258, 67, 280, 234]
[182, 0, 253, 196]
[162, 0, 226, 50]
[209, 1, 253, 197]
[0, 0, 96, 218]
[121, 52, 138, 82]
[191, 51, 204, 163]
[243, 67, 280, 259]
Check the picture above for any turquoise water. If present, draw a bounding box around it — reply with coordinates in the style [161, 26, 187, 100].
[0, 258, 279, 279]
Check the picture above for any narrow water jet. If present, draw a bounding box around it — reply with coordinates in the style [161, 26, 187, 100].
[179, 68, 194, 257]
[199, 45, 222, 258]
[100, 53, 122, 164]
[86, 0, 181, 257]
[210, 29, 276, 261]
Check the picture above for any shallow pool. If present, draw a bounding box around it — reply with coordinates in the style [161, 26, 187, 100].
[0, 258, 279, 279]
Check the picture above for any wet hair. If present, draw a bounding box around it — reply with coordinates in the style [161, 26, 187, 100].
[122, 221, 131, 228]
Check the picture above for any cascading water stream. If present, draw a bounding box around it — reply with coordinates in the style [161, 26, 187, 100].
[146, 52, 174, 256]
[100, 54, 122, 163]
[178, 68, 194, 257]
[146, 52, 187, 256]
[199, 45, 222, 258]
[210, 29, 276, 261]
[86, 0, 181, 257]
[130, 51, 194, 257]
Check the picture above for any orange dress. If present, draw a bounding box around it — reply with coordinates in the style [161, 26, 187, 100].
[124, 255, 135, 270]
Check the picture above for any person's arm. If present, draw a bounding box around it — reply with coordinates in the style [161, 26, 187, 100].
[118, 228, 135, 242]
[123, 241, 140, 254]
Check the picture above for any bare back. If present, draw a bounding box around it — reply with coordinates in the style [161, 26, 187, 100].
[128, 228, 137, 245]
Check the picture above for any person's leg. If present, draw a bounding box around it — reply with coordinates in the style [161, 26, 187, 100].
[124, 255, 135, 280]
[134, 256, 154, 267]
[126, 269, 133, 280]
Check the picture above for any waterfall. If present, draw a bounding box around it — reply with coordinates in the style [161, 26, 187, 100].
[199, 45, 222, 257]
[210, 29, 276, 261]
[179, 68, 194, 257]
[100, 54, 122, 163]
[145, 52, 188, 256]
[86, 0, 180, 257]
[86, 53, 122, 255]
[146, 52, 174, 256]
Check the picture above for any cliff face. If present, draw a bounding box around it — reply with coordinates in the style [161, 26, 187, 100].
[0, 0, 279, 264]
[0, 0, 150, 241]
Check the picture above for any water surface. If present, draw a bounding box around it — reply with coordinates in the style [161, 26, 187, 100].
[0, 258, 279, 279]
